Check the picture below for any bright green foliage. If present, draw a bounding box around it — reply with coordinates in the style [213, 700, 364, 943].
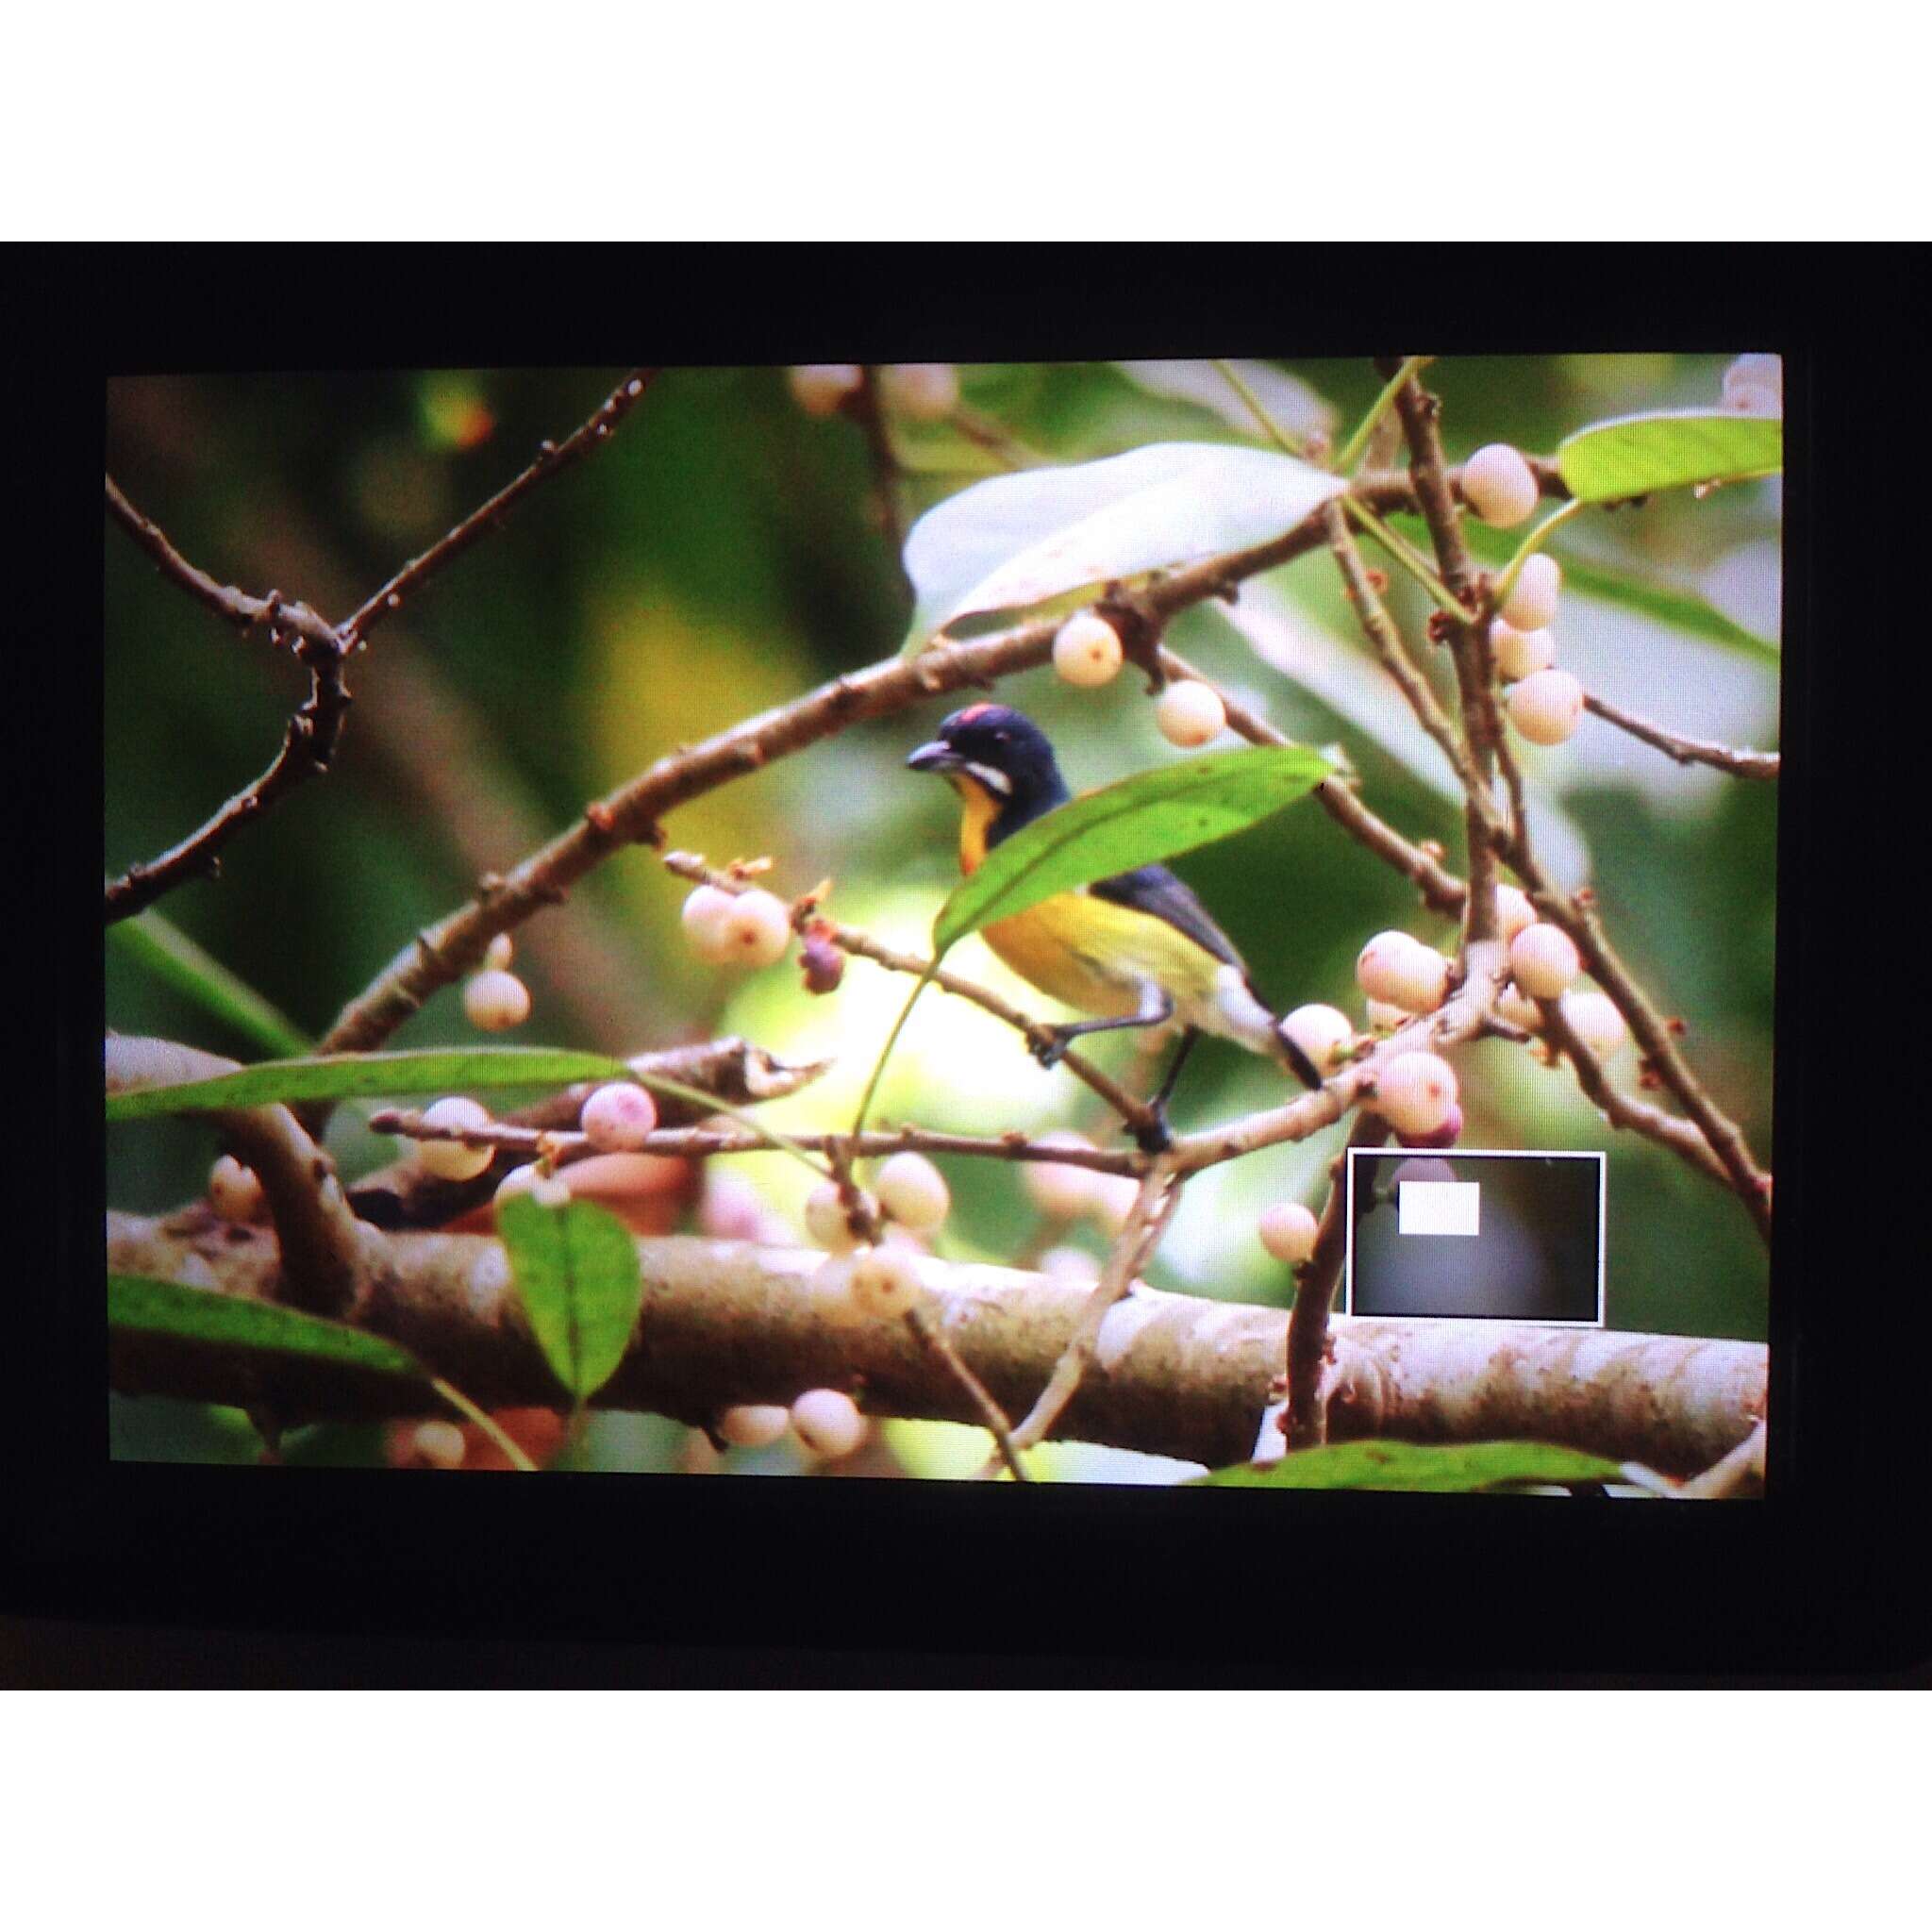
[106, 1047, 632, 1122]
[933, 744, 1331, 952]
[109, 1273, 424, 1378]
[1557, 410, 1781, 504]
[1198, 1439, 1630, 1491]
[496, 1193, 645, 1404]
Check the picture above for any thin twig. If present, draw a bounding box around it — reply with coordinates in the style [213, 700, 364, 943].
[342, 370, 657, 642]
[845, 368, 914, 599]
[1583, 692, 1779, 779]
[907, 1304, 1028, 1481]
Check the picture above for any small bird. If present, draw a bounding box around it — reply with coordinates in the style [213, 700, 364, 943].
[907, 704, 1320, 1151]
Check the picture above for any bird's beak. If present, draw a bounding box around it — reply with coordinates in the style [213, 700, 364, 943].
[906, 741, 964, 774]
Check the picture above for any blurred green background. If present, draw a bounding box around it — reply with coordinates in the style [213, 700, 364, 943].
[106, 354, 1779, 1474]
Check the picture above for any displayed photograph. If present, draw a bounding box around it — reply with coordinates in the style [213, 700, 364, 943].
[105, 352, 1779, 1493]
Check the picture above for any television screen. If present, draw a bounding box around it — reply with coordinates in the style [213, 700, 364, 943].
[105, 352, 1778, 1502]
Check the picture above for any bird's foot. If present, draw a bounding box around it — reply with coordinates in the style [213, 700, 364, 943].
[1132, 1105, 1174, 1156]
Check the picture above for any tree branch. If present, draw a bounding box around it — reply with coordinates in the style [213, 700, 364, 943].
[106, 1037, 372, 1319]
[1583, 691, 1779, 780]
[106, 1208, 1767, 1477]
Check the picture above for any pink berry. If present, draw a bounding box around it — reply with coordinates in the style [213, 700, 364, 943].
[483, 932, 514, 971]
[1373, 1053, 1459, 1139]
[1462, 444, 1540, 527]
[1356, 931, 1448, 1013]
[1155, 679, 1226, 748]
[680, 884, 741, 963]
[849, 1245, 925, 1318]
[1258, 1201, 1319, 1264]
[1022, 1134, 1101, 1220]
[1053, 611, 1124, 688]
[881, 363, 959, 421]
[788, 364, 862, 416]
[1509, 923, 1581, 1000]
[1279, 1004, 1356, 1076]
[411, 1420, 468, 1469]
[874, 1152, 949, 1232]
[1491, 621, 1556, 683]
[208, 1154, 265, 1223]
[1507, 669, 1584, 746]
[1494, 884, 1538, 944]
[791, 1388, 867, 1458]
[1500, 554, 1561, 632]
[804, 1182, 868, 1254]
[1397, 1104, 1463, 1150]
[417, 1097, 495, 1181]
[463, 969, 531, 1033]
[718, 1404, 791, 1448]
[721, 889, 792, 969]
[580, 1081, 658, 1152]
[1561, 989, 1627, 1057]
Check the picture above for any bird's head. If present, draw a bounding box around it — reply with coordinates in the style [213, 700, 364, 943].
[905, 704, 1070, 826]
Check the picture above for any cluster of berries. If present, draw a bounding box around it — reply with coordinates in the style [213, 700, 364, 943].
[1050, 608, 1230, 750]
[787, 363, 960, 422]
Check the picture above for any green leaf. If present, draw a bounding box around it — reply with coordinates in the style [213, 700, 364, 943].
[1460, 525, 1777, 659]
[1197, 1439, 1627, 1491]
[106, 1047, 631, 1122]
[109, 912, 314, 1058]
[497, 1194, 644, 1404]
[933, 744, 1331, 953]
[109, 1273, 425, 1379]
[1557, 410, 1781, 504]
[903, 441, 1348, 646]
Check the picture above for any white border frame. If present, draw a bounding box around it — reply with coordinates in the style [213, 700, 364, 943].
[1343, 1147, 1607, 1328]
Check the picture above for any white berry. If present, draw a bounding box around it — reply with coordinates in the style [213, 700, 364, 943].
[718, 1404, 791, 1448]
[1491, 621, 1556, 683]
[1494, 884, 1538, 944]
[1155, 679, 1226, 748]
[208, 1154, 265, 1223]
[1373, 1053, 1460, 1139]
[464, 968, 531, 1033]
[1258, 1201, 1320, 1264]
[1722, 355, 1781, 415]
[580, 1081, 658, 1152]
[1561, 989, 1628, 1058]
[788, 364, 862, 417]
[680, 884, 741, 963]
[417, 1097, 495, 1181]
[804, 1181, 868, 1253]
[806, 1253, 864, 1324]
[849, 1245, 924, 1319]
[791, 1388, 867, 1459]
[1053, 610, 1124, 688]
[721, 889, 792, 969]
[1501, 554, 1561, 632]
[411, 1420, 468, 1469]
[1462, 443, 1540, 527]
[1022, 1133, 1102, 1220]
[881, 362, 959, 421]
[1509, 923, 1581, 1000]
[874, 1152, 950, 1232]
[1356, 931, 1448, 1014]
[1280, 1003, 1356, 1076]
[496, 1162, 569, 1208]
[483, 932, 514, 971]
[1494, 982, 1545, 1033]
[1366, 998, 1409, 1034]
[1038, 1244, 1101, 1284]
[1507, 668, 1584, 746]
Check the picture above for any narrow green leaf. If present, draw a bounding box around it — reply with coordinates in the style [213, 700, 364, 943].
[933, 744, 1330, 953]
[1557, 410, 1781, 504]
[1460, 525, 1778, 659]
[106, 1047, 631, 1122]
[904, 441, 1348, 646]
[1197, 1439, 1627, 1491]
[109, 1273, 425, 1379]
[497, 1194, 644, 1404]
[109, 912, 314, 1058]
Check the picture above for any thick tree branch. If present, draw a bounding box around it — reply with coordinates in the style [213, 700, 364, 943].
[106, 1209, 1767, 1477]
[106, 1037, 372, 1319]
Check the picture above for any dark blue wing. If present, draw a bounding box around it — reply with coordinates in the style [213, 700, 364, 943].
[1090, 864, 1248, 972]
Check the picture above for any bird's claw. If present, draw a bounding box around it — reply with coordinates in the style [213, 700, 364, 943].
[1133, 1107, 1174, 1156]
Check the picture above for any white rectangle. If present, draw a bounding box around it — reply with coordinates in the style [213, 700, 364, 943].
[1399, 1179, 1480, 1237]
